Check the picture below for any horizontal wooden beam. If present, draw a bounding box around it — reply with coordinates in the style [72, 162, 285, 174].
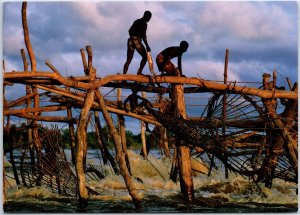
[4, 72, 297, 100]
[4, 105, 68, 116]
[14, 113, 78, 123]
[36, 84, 161, 126]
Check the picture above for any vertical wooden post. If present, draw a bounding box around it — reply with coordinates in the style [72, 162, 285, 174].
[21, 49, 35, 169]
[117, 87, 131, 173]
[162, 128, 170, 158]
[223, 49, 229, 179]
[66, 87, 76, 165]
[94, 111, 108, 164]
[170, 147, 178, 182]
[172, 84, 194, 201]
[3, 61, 20, 186]
[270, 72, 297, 174]
[141, 91, 147, 158]
[21, 3, 42, 181]
[94, 111, 119, 173]
[75, 46, 96, 208]
[4, 106, 20, 185]
[259, 71, 297, 185]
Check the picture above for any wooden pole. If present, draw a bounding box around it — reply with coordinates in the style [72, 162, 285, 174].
[75, 46, 96, 208]
[95, 89, 141, 209]
[141, 91, 147, 158]
[66, 87, 76, 165]
[93, 111, 119, 173]
[21, 3, 42, 176]
[4, 72, 298, 100]
[259, 71, 298, 185]
[5, 93, 35, 109]
[20, 48, 35, 169]
[12, 113, 77, 123]
[171, 83, 194, 202]
[36, 84, 161, 126]
[5, 111, 20, 186]
[223, 49, 229, 179]
[117, 87, 131, 173]
[286, 77, 293, 91]
[4, 105, 68, 115]
[94, 111, 108, 164]
[162, 128, 170, 158]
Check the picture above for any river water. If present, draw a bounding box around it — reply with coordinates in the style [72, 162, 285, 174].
[4, 149, 298, 213]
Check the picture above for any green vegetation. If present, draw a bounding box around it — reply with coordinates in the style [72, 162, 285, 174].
[4, 123, 148, 152]
[61, 127, 148, 149]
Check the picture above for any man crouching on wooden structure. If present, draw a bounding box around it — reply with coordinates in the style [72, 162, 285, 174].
[156, 40, 189, 77]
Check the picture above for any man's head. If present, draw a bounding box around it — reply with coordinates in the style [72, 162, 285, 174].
[180, 41, 189, 52]
[132, 88, 138, 94]
[143, 11, 152, 22]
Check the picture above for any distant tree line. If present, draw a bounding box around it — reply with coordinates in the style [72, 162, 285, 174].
[61, 126, 148, 149]
[3, 123, 148, 153]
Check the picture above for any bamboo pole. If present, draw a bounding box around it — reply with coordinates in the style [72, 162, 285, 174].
[95, 89, 141, 209]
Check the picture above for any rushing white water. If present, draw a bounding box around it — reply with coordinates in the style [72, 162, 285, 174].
[4, 149, 298, 212]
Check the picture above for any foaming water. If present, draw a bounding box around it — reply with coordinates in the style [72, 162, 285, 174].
[4, 150, 298, 213]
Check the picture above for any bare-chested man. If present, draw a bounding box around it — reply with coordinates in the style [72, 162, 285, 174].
[123, 11, 152, 75]
[156, 41, 189, 77]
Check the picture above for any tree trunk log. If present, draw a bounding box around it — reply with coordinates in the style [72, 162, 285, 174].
[141, 92, 147, 158]
[93, 111, 119, 173]
[66, 101, 76, 165]
[117, 88, 131, 173]
[4, 72, 297, 100]
[95, 89, 141, 209]
[172, 84, 194, 202]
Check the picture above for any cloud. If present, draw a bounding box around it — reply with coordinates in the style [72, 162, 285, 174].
[4, 2, 297, 76]
[199, 2, 294, 41]
[3, 1, 298, 130]
[184, 59, 240, 82]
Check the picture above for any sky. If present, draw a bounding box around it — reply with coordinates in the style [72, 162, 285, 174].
[2, 1, 298, 133]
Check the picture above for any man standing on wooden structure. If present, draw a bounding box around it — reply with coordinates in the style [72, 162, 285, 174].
[123, 11, 152, 75]
[156, 41, 189, 77]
